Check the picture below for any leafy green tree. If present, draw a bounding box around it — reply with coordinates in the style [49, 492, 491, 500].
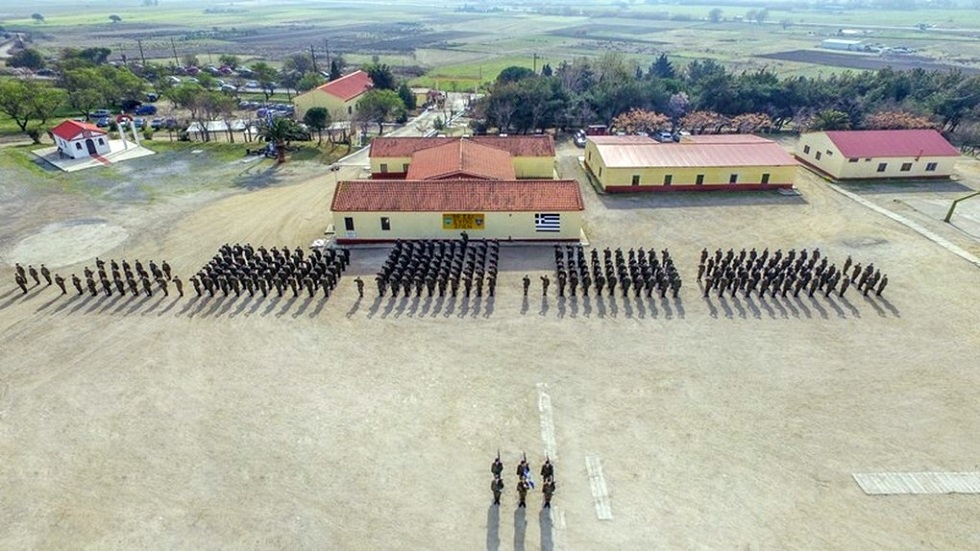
[356, 89, 405, 135]
[261, 118, 307, 163]
[364, 63, 395, 90]
[61, 67, 110, 117]
[397, 82, 417, 110]
[329, 59, 342, 81]
[218, 54, 240, 68]
[250, 62, 279, 101]
[649, 54, 675, 79]
[496, 66, 536, 85]
[109, 14, 122, 23]
[708, 8, 722, 23]
[32, 13, 45, 23]
[303, 106, 331, 144]
[9, 48, 46, 70]
[283, 53, 316, 77]
[297, 72, 325, 92]
[806, 109, 852, 131]
[0, 80, 65, 140]
[60, 47, 112, 68]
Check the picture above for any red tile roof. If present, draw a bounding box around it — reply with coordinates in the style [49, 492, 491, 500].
[823, 129, 958, 158]
[314, 70, 373, 101]
[370, 135, 555, 158]
[51, 120, 106, 141]
[593, 141, 798, 168]
[588, 136, 655, 145]
[331, 180, 584, 212]
[682, 134, 773, 144]
[405, 140, 516, 180]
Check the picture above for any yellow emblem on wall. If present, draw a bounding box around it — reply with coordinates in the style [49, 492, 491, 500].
[442, 213, 485, 230]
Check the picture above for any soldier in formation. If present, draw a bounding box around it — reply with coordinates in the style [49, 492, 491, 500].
[696, 247, 889, 300]
[553, 244, 682, 300]
[193, 243, 349, 301]
[13, 258, 181, 300]
[375, 238, 498, 300]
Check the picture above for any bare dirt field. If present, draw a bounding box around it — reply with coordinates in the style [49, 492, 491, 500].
[1, 142, 979, 550]
[757, 49, 980, 75]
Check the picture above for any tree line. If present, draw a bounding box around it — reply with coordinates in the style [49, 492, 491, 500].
[473, 53, 980, 142]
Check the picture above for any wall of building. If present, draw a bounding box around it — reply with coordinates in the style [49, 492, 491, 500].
[512, 156, 554, 179]
[370, 155, 412, 178]
[598, 165, 796, 191]
[333, 210, 582, 243]
[796, 132, 957, 179]
[293, 92, 356, 121]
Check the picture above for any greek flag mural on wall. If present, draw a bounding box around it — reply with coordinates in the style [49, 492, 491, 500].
[534, 213, 560, 233]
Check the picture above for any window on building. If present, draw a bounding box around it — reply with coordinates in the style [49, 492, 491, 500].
[695, 174, 704, 185]
[344, 217, 355, 231]
[926, 162, 938, 172]
[98, 138, 105, 145]
[75, 143, 82, 150]
[815, 151, 822, 160]
[631, 175, 640, 186]
[663, 174, 672, 186]
[729, 174, 738, 184]
[865, 158, 872, 162]
[803, 145, 811, 154]
[877, 163, 887, 172]
[826, 150, 833, 156]
[848, 158, 858, 163]
[381, 217, 391, 231]
[347, 106, 353, 115]
[402, 163, 409, 172]
[900, 162, 912, 172]
[598, 167, 602, 177]
[761, 173, 770, 184]
[380, 163, 388, 173]
[587, 151, 591, 161]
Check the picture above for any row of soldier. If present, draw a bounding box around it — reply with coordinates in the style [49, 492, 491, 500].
[697, 247, 888, 299]
[534, 245, 682, 299]
[14, 259, 182, 298]
[192, 243, 350, 299]
[491, 455, 556, 509]
[375, 238, 499, 299]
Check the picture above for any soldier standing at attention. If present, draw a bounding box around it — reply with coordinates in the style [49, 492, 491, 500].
[876, 274, 888, 296]
[173, 275, 184, 297]
[54, 274, 67, 295]
[15, 274, 28, 294]
[40, 264, 52, 286]
[542, 478, 556, 509]
[492, 456, 504, 477]
[492, 476, 504, 506]
[28, 265, 40, 286]
[540, 275, 550, 296]
[523, 275, 531, 296]
[517, 479, 529, 508]
[354, 276, 364, 297]
[541, 458, 554, 480]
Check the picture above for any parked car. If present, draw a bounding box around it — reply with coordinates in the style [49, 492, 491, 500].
[573, 130, 587, 148]
[145, 92, 159, 102]
[654, 131, 673, 142]
[220, 84, 238, 93]
[90, 109, 111, 120]
[245, 80, 260, 89]
[96, 116, 111, 127]
[135, 105, 158, 115]
[166, 76, 181, 84]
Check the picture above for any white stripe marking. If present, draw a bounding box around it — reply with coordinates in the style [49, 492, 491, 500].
[853, 472, 980, 495]
[586, 455, 613, 520]
[537, 383, 558, 460]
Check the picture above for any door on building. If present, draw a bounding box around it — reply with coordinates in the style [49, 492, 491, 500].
[85, 139, 97, 155]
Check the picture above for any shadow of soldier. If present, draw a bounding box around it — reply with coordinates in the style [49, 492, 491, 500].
[514, 507, 527, 551]
[539, 508, 554, 551]
[486, 505, 500, 551]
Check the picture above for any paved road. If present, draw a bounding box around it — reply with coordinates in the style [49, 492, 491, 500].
[333, 106, 463, 169]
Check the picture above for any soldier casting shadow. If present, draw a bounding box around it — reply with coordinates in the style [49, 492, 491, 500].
[262, 294, 280, 317]
[539, 296, 549, 317]
[730, 295, 747, 319]
[672, 296, 685, 318]
[35, 293, 63, 313]
[718, 296, 734, 319]
[863, 294, 887, 318]
[521, 296, 529, 315]
[633, 296, 645, 319]
[839, 296, 860, 318]
[230, 294, 253, 318]
[442, 295, 457, 318]
[607, 295, 618, 318]
[771, 297, 790, 319]
[486, 505, 500, 551]
[156, 296, 180, 317]
[555, 298, 566, 319]
[754, 295, 775, 319]
[514, 507, 527, 551]
[581, 295, 591, 318]
[457, 296, 471, 319]
[51, 294, 80, 315]
[824, 295, 847, 319]
[291, 295, 314, 318]
[704, 296, 719, 319]
[366, 296, 383, 319]
[482, 296, 495, 318]
[878, 296, 900, 318]
[418, 296, 432, 318]
[621, 297, 633, 319]
[595, 295, 606, 318]
[178, 295, 201, 317]
[125, 294, 152, 317]
[539, 509, 555, 551]
[345, 297, 361, 319]
[141, 295, 167, 316]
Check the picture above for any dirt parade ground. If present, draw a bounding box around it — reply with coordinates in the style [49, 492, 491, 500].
[1, 145, 979, 550]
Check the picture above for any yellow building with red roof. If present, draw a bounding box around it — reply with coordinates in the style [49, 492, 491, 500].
[293, 70, 373, 120]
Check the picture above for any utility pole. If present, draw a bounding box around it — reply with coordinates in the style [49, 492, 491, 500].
[136, 39, 147, 67]
[171, 37, 180, 66]
[310, 44, 319, 74]
[324, 39, 330, 68]
[533, 53, 538, 73]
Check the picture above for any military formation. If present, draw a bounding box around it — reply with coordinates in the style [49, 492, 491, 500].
[697, 247, 889, 299]
[374, 238, 499, 298]
[538, 244, 682, 299]
[192, 243, 350, 299]
[14, 259, 179, 298]
[491, 454, 556, 509]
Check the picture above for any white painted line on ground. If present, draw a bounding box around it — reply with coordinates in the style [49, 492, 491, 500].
[853, 472, 980, 495]
[828, 184, 980, 268]
[537, 383, 558, 460]
[585, 455, 613, 520]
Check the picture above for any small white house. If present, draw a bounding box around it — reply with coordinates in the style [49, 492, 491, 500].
[50, 120, 110, 159]
[821, 39, 865, 51]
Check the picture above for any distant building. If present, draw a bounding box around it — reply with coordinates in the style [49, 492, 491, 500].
[49, 120, 110, 159]
[293, 70, 373, 120]
[821, 38, 865, 51]
[795, 129, 959, 180]
[368, 136, 556, 179]
[584, 135, 798, 192]
[330, 179, 584, 243]
[185, 119, 261, 142]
